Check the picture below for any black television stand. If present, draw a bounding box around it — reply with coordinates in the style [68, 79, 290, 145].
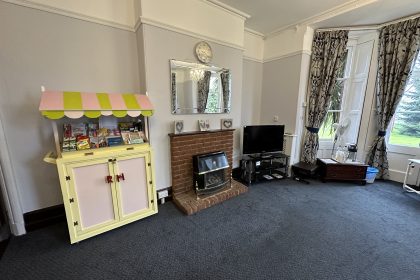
[248, 152, 282, 159]
[241, 153, 290, 184]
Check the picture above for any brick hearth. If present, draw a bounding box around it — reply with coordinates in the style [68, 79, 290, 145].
[169, 129, 247, 215]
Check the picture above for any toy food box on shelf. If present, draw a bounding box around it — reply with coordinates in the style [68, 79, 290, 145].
[39, 90, 153, 159]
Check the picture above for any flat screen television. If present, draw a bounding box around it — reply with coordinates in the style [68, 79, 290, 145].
[243, 125, 285, 155]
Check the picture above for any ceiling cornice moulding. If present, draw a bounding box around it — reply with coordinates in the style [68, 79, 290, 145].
[265, 0, 378, 38]
[2, 0, 135, 31]
[139, 16, 245, 51]
[263, 50, 312, 63]
[244, 28, 264, 38]
[203, 0, 251, 20]
[243, 55, 263, 63]
[134, 16, 142, 32]
[3, 0, 248, 49]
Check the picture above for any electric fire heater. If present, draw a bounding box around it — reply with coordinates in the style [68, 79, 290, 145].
[193, 151, 230, 195]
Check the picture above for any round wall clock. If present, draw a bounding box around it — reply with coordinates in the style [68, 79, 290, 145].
[195, 41, 213, 64]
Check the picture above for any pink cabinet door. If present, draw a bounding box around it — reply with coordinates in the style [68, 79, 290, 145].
[69, 160, 117, 231]
[115, 154, 150, 219]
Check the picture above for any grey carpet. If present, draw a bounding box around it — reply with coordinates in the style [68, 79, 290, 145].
[1, 179, 420, 280]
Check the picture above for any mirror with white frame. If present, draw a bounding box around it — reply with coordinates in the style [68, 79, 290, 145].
[170, 59, 231, 114]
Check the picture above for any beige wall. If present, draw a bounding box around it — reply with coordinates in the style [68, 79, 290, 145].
[0, 1, 246, 213]
[0, 2, 140, 213]
[136, 26, 147, 93]
[260, 54, 305, 133]
[138, 0, 246, 49]
[3, 0, 136, 29]
[243, 31, 264, 62]
[264, 26, 313, 62]
[241, 59, 263, 126]
[0, 1, 344, 215]
[258, 53, 310, 164]
[140, 24, 243, 190]
[0, 1, 311, 214]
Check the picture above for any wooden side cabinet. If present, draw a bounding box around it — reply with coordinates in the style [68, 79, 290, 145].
[56, 144, 157, 243]
[317, 158, 368, 185]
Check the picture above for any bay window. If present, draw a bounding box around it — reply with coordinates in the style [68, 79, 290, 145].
[387, 53, 420, 149]
[317, 33, 376, 159]
[319, 47, 353, 140]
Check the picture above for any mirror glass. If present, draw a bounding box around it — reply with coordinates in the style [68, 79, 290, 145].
[170, 59, 231, 114]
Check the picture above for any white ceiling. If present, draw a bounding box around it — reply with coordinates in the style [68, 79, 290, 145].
[216, 0, 420, 35]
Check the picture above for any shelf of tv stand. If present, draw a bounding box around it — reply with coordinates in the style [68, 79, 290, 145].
[241, 153, 289, 184]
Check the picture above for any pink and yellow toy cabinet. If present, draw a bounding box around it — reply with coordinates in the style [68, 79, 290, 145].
[39, 90, 157, 244]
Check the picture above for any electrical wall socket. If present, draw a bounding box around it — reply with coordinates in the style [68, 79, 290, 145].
[273, 115, 279, 122]
[157, 190, 169, 199]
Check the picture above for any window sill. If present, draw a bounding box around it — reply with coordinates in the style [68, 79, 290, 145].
[387, 143, 420, 155]
[319, 140, 334, 149]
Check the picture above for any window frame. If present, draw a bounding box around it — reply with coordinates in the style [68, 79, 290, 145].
[319, 43, 355, 147]
[386, 54, 420, 155]
[386, 112, 420, 155]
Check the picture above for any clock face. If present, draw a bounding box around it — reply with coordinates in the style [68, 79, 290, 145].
[195, 41, 212, 64]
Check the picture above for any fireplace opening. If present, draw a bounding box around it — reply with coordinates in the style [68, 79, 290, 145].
[193, 151, 229, 195]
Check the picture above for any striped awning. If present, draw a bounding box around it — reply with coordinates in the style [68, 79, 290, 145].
[39, 91, 154, 119]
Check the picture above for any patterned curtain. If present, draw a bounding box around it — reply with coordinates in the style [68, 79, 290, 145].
[171, 73, 177, 113]
[367, 18, 420, 179]
[301, 30, 349, 163]
[220, 72, 231, 113]
[197, 71, 211, 113]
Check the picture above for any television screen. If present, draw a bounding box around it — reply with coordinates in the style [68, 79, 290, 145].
[243, 125, 285, 155]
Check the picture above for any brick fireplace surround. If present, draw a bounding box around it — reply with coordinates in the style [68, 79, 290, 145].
[169, 129, 247, 215]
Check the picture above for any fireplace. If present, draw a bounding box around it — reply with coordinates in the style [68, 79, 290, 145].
[193, 151, 229, 195]
[169, 129, 248, 215]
